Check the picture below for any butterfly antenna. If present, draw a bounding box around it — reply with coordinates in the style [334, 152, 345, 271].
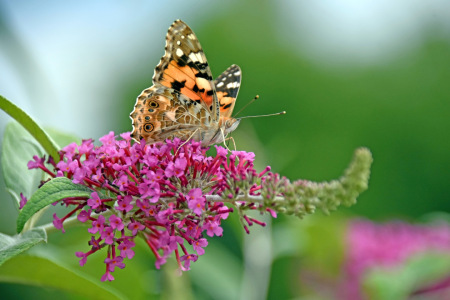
[233, 95, 259, 118]
[238, 111, 286, 120]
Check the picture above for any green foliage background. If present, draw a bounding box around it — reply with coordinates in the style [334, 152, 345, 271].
[0, 1, 449, 299]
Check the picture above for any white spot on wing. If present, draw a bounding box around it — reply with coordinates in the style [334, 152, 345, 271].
[176, 48, 183, 57]
[233, 71, 241, 76]
[189, 52, 204, 63]
[216, 82, 224, 88]
[226, 82, 240, 89]
[176, 40, 181, 45]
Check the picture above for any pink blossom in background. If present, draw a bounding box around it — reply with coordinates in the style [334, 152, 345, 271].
[341, 219, 450, 299]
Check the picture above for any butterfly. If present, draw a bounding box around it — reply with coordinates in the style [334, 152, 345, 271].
[130, 19, 242, 147]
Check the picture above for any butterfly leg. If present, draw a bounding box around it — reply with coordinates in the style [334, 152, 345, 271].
[224, 136, 237, 151]
[175, 128, 200, 155]
[220, 128, 237, 151]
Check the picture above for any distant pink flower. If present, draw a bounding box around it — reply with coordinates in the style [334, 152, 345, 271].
[340, 219, 450, 299]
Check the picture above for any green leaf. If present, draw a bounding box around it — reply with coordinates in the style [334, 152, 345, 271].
[0, 95, 60, 162]
[1, 121, 46, 208]
[364, 252, 450, 299]
[0, 228, 47, 266]
[0, 255, 125, 300]
[45, 127, 81, 149]
[17, 177, 95, 233]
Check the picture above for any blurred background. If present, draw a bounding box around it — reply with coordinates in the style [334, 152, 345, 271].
[1, 0, 449, 299]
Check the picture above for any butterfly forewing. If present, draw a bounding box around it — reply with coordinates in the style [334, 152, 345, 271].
[130, 20, 243, 146]
[153, 20, 220, 122]
[214, 64, 242, 118]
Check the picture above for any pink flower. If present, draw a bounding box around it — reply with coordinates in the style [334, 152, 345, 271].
[165, 157, 187, 177]
[192, 238, 208, 256]
[105, 256, 126, 272]
[180, 254, 198, 270]
[203, 220, 223, 237]
[27, 155, 45, 169]
[19, 193, 28, 210]
[75, 251, 88, 266]
[56, 159, 78, 174]
[77, 209, 91, 222]
[101, 271, 115, 282]
[24, 132, 287, 281]
[61, 142, 78, 158]
[118, 240, 136, 259]
[88, 215, 105, 234]
[340, 219, 450, 299]
[128, 221, 145, 236]
[117, 195, 133, 212]
[87, 192, 102, 209]
[99, 131, 115, 147]
[52, 213, 65, 233]
[109, 215, 124, 231]
[187, 188, 205, 216]
[101, 227, 115, 245]
[215, 145, 228, 158]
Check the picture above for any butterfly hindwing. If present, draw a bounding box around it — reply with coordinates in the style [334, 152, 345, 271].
[153, 20, 220, 122]
[214, 64, 241, 118]
[130, 83, 209, 143]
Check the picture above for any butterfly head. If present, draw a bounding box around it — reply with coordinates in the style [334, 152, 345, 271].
[223, 118, 241, 135]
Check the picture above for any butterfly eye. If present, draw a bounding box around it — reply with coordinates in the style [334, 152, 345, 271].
[144, 123, 154, 132]
[149, 101, 159, 108]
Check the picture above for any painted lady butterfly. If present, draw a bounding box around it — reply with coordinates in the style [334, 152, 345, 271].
[130, 19, 242, 146]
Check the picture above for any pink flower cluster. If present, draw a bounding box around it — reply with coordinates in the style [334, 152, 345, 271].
[341, 219, 450, 299]
[27, 132, 274, 281]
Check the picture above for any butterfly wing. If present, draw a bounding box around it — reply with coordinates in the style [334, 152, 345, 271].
[214, 64, 241, 118]
[153, 19, 220, 122]
[130, 84, 210, 143]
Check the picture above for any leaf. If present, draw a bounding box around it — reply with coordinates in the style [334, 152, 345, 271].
[0, 255, 125, 300]
[364, 252, 450, 299]
[0, 95, 60, 162]
[45, 127, 81, 149]
[189, 243, 242, 300]
[1, 121, 46, 208]
[17, 177, 95, 233]
[0, 228, 47, 266]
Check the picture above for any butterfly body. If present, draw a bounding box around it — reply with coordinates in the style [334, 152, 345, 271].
[130, 20, 242, 146]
